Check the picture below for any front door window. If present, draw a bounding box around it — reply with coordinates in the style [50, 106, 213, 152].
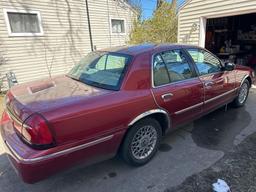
[186, 49, 222, 75]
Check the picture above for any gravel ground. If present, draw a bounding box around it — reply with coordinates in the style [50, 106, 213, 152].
[168, 131, 256, 192]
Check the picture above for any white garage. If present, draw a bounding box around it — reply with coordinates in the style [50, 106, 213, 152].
[178, 0, 256, 70]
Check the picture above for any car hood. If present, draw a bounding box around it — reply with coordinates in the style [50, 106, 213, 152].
[6, 75, 112, 121]
[235, 64, 252, 71]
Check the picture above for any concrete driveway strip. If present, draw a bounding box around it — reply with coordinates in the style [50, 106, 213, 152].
[0, 89, 255, 192]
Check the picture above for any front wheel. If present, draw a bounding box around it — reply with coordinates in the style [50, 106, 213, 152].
[121, 118, 162, 166]
[233, 79, 250, 107]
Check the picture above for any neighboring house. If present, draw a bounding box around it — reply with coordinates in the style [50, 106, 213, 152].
[178, 0, 256, 69]
[0, 0, 137, 86]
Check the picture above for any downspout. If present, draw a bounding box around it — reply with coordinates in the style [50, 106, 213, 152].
[85, 0, 94, 51]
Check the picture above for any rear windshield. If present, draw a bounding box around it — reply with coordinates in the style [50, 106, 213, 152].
[68, 52, 132, 90]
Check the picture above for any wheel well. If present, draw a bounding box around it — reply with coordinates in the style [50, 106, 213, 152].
[246, 77, 252, 87]
[118, 112, 170, 154]
[148, 113, 170, 135]
[127, 112, 171, 136]
[126, 113, 170, 138]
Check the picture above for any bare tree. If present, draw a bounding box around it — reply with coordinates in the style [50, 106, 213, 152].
[43, 39, 57, 78]
[157, 0, 164, 8]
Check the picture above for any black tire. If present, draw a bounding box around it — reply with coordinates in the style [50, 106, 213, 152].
[121, 118, 162, 166]
[233, 79, 250, 107]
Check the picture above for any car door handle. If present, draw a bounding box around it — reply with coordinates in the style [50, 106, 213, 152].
[204, 82, 214, 87]
[215, 78, 225, 84]
[161, 93, 173, 101]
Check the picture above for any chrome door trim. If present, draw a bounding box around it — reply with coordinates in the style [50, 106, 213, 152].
[174, 102, 204, 115]
[198, 71, 224, 78]
[128, 109, 170, 127]
[152, 77, 199, 89]
[204, 88, 238, 104]
[174, 88, 238, 115]
[4, 135, 114, 164]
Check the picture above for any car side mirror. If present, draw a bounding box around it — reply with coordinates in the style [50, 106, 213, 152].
[224, 62, 235, 71]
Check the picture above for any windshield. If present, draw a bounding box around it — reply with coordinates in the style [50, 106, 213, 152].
[68, 52, 131, 90]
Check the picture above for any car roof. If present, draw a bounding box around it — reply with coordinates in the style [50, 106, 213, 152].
[99, 43, 201, 56]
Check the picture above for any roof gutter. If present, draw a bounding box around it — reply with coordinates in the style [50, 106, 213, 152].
[178, 0, 191, 14]
[85, 0, 94, 51]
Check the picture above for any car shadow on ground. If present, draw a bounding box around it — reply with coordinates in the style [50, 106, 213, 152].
[0, 150, 151, 191]
[192, 105, 251, 152]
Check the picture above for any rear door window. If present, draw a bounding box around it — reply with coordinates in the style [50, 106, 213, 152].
[153, 49, 194, 86]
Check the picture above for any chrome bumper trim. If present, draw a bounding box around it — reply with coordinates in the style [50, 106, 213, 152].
[3, 135, 113, 164]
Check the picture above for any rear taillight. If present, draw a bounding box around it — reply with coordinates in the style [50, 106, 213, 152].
[0, 110, 10, 125]
[21, 113, 54, 147]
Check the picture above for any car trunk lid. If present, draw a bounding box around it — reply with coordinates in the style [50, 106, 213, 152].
[5, 75, 112, 125]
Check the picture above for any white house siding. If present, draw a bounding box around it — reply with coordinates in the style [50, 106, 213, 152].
[88, 0, 136, 50]
[0, 0, 136, 86]
[178, 0, 256, 46]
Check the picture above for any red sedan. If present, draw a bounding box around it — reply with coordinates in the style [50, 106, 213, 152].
[1, 44, 255, 183]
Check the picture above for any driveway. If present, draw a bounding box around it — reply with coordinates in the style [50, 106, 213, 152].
[0, 89, 256, 192]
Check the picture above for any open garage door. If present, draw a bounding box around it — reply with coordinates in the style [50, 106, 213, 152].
[204, 13, 256, 71]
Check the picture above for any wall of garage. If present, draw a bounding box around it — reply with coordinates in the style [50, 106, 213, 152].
[178, 0, 256, 46]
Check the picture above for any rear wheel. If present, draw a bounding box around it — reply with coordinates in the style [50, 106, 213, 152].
[233, 79, 250, 107]
[121, 118, 162, 166]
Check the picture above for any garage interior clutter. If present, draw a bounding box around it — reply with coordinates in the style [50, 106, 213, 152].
[205, 13, 256, 71]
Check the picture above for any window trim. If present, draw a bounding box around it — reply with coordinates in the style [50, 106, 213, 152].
[3, 9, 44, 37]
[151, 49, 198, 88]
[185, 48, 224, 77]
[110, 18, 126, 35]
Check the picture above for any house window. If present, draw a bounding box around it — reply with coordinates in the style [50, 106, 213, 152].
[4, 9, 43, 36]
[111, 19, 125, 33]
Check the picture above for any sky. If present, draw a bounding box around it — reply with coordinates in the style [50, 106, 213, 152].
[140, 0, 185, 19]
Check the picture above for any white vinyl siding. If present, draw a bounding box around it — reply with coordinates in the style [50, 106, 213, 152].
[0, 0, 136, 86]
[178, 0, 256, 46]
[87, 0, 136, 50]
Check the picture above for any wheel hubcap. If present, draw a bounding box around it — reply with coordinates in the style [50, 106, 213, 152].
[131, 125, 157, 160]
[238, 83, 249, 104]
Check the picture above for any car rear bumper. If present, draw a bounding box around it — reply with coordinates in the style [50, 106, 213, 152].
[0, 116, 124, 183]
